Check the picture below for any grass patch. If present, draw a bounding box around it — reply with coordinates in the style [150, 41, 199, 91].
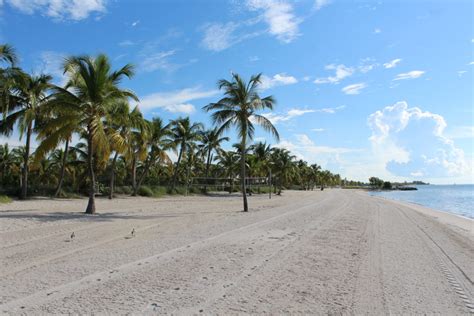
[0, 195, 12, 203]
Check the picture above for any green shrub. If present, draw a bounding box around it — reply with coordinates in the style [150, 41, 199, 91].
[0, 195, 12, 203]
[119, 186, 132, 195]
[138, 186, 153, 197]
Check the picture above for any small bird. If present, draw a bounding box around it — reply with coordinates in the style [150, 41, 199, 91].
[131, 228, 135, 237]
[70, 232, 75, 240]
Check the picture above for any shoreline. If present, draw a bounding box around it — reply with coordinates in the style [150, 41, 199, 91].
[365, 192, 473, 236]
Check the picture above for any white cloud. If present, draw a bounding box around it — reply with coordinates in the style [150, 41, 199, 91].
[119, 40, 135, 47]
[314, 64, 354, 84]
[262, 108, 315, 124]
[131, 20, 140, 27]
[35, 51, 68, 86]
[445, 126, 474, 139]
[275, 134, 356, 169]
[315, 105, 345, 114]
[314, 0, 331, 10]
[373, 28, 381, 34]
[246, 0, 301, 43]
[457, 70, 467, 77]
[3, 0, 107, 20]
[383, 58, 402, 69]
[259, 73, 298, 90]
[367, 101, 470, 179]
[201, 22, 239, 52]
[249, 56, 260, 62]
[139, 50, 184, 73]
[393, 70, 425, 80]
[139, 87, 219, 114]
[312, 128, 325, 132]
[342, 83, 367, 95]
[469, 61, 474, 65]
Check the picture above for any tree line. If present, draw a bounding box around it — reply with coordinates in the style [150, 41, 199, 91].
[1, 44, 348, 213]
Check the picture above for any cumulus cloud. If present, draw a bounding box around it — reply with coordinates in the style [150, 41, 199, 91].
[368, 101, 469, 178]
[314, 64, 354, 84]
[342, 83, 367, 95]
[383, 58, 402, 69]
[394, 70, 425, 80]
[259, 73, 298, 90]
[2, 0, 107, 20]
[139, 87, 219, 114]
[246, 0, 301, 43]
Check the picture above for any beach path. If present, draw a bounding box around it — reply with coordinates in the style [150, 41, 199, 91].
[0, 190, 473, 314]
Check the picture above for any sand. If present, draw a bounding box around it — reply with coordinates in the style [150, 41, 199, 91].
[0, 189, 473, 314]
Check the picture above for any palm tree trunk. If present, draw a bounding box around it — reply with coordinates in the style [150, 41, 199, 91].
[20, 123, 32, 200]
[204, 148, 212, 193]
[131, 156, 137, 196]
[185, 162, 191, 196]
[171, 144, 184, 191]
[134, 156, 153, 196]
[54, 138, 69, 198]
[108, 151, 118, 199]
[240, 137, 248, 212]
[85, 130, 96, 214]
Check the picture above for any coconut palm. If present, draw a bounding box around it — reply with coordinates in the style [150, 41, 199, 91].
[40, 54, 137, 213]
[133, 117, 171, 196]
[103, 101, 145, 198]
[0, 73, 52, 199]
[216, 149, 239, 193]
[204, 73, 279, 212]
[169, 117, 203, 192]
[271, 148, 296, 195]
[0, 44, 17, 66]
[199, 127, 229, 192]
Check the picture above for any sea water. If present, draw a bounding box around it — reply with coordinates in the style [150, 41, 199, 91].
[369, 184, 474, 219]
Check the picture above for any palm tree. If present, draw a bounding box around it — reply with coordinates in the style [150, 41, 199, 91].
[216, 149, 239, 193]
[199, 127, 229, 193]
[40, 54, 137, 214]
[310, 163, 321, 190]
[0, 44, 17, 66]
[0, 73, 52, 199]
[103, 101, 145, 198]
[133, 117, 171, 196]
[204, 73, 279, 212]
[169, 117, 203, 192]
[271, 148, 296, 195]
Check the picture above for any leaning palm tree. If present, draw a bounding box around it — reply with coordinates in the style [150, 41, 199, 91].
[134, 117, 171, 196]
[169, 117, 203, 192]
[0, 73, 52, 199]
[39, 54, 137, 214]
[199, 127, 229, 193]
[104, 100, 146, 198]
[204, 73, 279, 212]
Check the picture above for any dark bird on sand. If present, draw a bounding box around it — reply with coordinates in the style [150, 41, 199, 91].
[70, 232, 75, 240]
[131, 228, 135, 237]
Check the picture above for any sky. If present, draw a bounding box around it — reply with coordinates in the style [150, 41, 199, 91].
[0, 0, 473, 184]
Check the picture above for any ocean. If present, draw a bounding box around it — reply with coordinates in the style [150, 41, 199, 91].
[369, 184, 474, 219]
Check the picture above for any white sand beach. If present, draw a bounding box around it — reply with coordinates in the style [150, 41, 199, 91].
[1, 189, 473, 314]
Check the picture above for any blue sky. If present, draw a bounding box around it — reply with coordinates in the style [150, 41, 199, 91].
[1, 0, 473, 184]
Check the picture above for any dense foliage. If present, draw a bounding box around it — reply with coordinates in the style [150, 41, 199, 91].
[1, 44, 352, 213]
